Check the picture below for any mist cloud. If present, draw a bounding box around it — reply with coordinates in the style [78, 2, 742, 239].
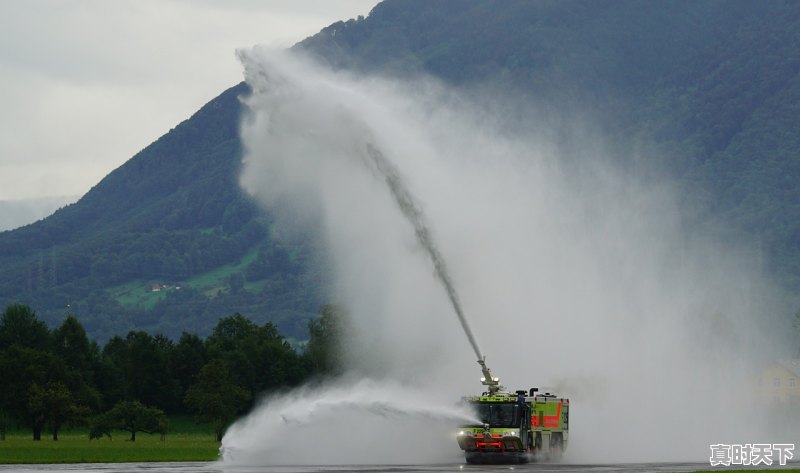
[226, 48, 795, 465]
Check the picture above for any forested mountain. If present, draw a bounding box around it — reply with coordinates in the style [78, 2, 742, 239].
[0, 83, 323, 341]
[0, 196, 77, 232]
[1, 0, 798, 340]
[300, 0, 800, 286]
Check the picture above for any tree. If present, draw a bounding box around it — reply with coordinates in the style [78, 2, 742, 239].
[185, 359, 251, 441]
[206, 313, 258, 354]
[207, 313, 305, 394]
[0, 306, 92, 441]
[170, 332, 208, 403]
[52, 316, 101, 414]
[97, 336, 127, 408]
[26, 384, 50, 441]
[106, 400, 166, 441]
[303, 304, 345, 375]
[88, 413, 113, 440]
[53, 316, 97, 379]
[124, 332, 165, 407]
[157, 415, 169, 441]
[250, 322, 305, 389]
[100, 331, 180, 411]
[0, 409, 8, 441]
[0, 304, 50, 351]
[27, 382, 89, 440]
[0, 345, 67, 440]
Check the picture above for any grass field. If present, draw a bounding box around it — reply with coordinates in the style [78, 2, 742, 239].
[108, 246, 262, 310]
[109, 279, 168, 310]
[0, 418, 220, 464]
[186, 247, 259, 290]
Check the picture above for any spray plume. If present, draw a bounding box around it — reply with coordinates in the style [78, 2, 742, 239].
[222, 378, 477, 465]
[223, 48, 797, 465]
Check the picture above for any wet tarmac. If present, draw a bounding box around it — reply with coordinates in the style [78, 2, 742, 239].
[0, 462, 798, 473]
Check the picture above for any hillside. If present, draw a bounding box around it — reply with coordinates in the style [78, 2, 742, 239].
[299, 0, 800, 287]
[0, 196, 77, 232]
[0, 83, 323, 341]
[0, 0, 798, 340]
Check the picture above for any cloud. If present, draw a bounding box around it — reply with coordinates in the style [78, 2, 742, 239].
[0, 0, 377, 200]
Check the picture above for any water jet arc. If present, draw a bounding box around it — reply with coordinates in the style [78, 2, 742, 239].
[363, 143, 492, 379]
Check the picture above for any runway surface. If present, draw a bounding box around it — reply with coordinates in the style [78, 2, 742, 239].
[1, 461, 798, 473]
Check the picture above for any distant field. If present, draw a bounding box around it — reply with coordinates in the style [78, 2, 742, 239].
[188, 246, 259, 291]
[108, 246, 261, 310]
[110, 279, 168, 310]
[0, 419, 219, 464]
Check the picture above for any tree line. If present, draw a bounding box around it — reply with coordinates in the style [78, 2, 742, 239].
[0, 303, 340, 442]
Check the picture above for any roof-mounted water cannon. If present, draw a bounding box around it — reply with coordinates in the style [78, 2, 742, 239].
[477, 356, 503, 394]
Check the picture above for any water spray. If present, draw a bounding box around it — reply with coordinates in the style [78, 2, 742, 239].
[363, 143, 502, 393]
[239, 49, 503, 392]
[230, 50, 785, 464]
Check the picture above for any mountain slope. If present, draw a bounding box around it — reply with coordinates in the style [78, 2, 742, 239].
[0, 83, 322, 341]
[298, 0, 800, 287]
[0, 196, 77, 232]
[1, 0, 798, 340]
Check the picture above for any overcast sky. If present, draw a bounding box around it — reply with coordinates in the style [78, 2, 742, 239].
[0, 0, 378, 201]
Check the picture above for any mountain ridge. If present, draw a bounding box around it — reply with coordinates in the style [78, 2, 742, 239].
[0, 195, 78, 232]
[0, 82, 323, 341]
[1, 0, 798, 340]
[299, 0, 800, 286]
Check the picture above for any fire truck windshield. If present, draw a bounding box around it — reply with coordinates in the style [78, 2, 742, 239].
[470, 402, 520, 428]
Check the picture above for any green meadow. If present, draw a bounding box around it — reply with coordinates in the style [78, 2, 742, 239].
[0, 418, 220, 464]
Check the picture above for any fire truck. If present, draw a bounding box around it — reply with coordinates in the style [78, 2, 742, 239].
[456, 359, 569, 463]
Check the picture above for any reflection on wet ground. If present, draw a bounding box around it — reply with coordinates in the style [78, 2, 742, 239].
[1, 461, 799, 473]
